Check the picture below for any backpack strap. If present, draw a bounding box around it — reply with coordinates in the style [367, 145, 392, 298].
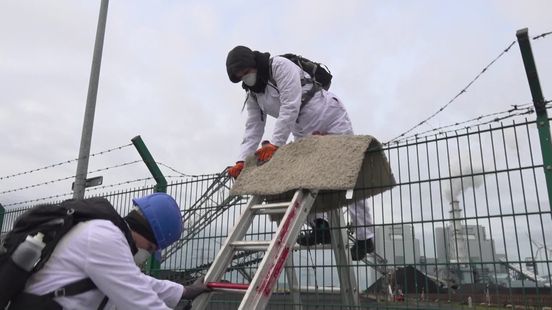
[9, 278, 108, 310]
[245, 57, 321, 123]
[43, 277, 98, 299]
[7, 293, 62, 310]
[268, 57, 322, 109]
[244, 91, 265, 122]
[97, 296, 109, 310]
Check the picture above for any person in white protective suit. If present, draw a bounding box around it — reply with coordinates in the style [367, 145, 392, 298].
[225, 45, 374, 260]
[14, 193, 210, 310]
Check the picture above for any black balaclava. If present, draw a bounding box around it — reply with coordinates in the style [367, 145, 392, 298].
[226, 45, 271, 93]
[124, 209, 157, 247]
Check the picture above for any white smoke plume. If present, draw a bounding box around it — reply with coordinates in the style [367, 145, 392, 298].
[444, 163, 483, 202]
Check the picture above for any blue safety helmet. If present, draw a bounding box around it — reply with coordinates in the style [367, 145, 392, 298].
[132, 193, 183, 250]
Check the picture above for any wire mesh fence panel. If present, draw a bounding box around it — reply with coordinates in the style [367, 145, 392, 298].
[178, 118, 550, 309]
[167, 118, 550, 309]
[1, 119, 551, 309]
[356, 119, 552, 309]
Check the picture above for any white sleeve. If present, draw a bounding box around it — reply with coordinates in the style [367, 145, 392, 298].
[238, 93, 266, 161]
[270, 57, 303, 146]
[84, 222, 184, 310]
[143, 274, 185, 308]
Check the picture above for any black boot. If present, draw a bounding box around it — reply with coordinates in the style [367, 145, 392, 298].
[297, 219, 331, 246]
[351, 238, 374, 261]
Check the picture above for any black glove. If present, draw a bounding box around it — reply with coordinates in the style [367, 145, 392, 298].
[181, 276, 211, 300]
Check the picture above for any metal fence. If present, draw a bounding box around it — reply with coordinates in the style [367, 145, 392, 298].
[193, 117, 551, 309]
[1, 115, 551, 309]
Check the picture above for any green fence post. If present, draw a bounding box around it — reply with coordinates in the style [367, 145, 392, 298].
[131, 135, 168, 193]
[516, 28, 552, 211]
[0, 204, 5, 235]
[131, 135, 167, 275]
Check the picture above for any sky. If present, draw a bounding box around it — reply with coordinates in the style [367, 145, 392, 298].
[1, 0, 551, 207]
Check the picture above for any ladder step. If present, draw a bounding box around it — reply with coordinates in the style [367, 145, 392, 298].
[229, 241, 334, 252]
[231, 240, 271, 251]
[250, 202, 291, 214]
[207, 282, 249, 291]
[231, 241, 336, 252]
[293, 243, 334, 251]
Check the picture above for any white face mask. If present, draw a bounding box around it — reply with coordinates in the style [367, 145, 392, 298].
[134, 248, 151, 265]
[242, 72, 257, 86]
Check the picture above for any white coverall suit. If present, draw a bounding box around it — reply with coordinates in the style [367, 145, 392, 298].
[24, 220, 184, 309]
[238, 56, 373, 240]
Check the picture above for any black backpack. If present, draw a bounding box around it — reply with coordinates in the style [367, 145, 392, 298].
[245, 54, 333, 119]
[278, 53, 333, 91]
[0, 197, 136, 310]
[265, 54, 333, 107]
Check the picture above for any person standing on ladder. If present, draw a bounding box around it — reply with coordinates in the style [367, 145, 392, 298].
[225, 45, 374, 260]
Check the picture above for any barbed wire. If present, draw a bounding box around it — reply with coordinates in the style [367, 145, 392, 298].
[533, 31, 552, 40]
[79, 174, 212, 191]
[386, 102, 537, 145]
[85, 177, 154, 192]
[402, 108, 534, 144]
[0, 143, 133, 181]
[3, 192, 74, 207]
[165, 175, 187, 179]
[388, 30, 552, 144]
[156, 162, 194, 177]
[387, 40, 517, 143]
[165, 175, 202, 179]
[2, 176, 158, 207]
[387, 100, 551, 145]
[1, 173, 219, 208]
[156, 162, 215, 178]
[0, 160, 142, 195]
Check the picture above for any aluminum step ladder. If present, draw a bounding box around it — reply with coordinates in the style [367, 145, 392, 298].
[192, 189, 317, 309]
[192, 189, 318, 310]
[192, 188, 361, 309]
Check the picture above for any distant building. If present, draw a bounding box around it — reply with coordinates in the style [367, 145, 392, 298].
[435, 224, 503, 284]
[436, 225, 496, 264]
[375, 224, 420, 266]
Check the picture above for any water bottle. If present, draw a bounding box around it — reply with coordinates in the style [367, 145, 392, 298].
[11, 232, 46, 272]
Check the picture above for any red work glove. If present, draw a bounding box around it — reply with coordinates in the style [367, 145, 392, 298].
[228, 161, 244, 178]
[255, 140, 278, 163]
